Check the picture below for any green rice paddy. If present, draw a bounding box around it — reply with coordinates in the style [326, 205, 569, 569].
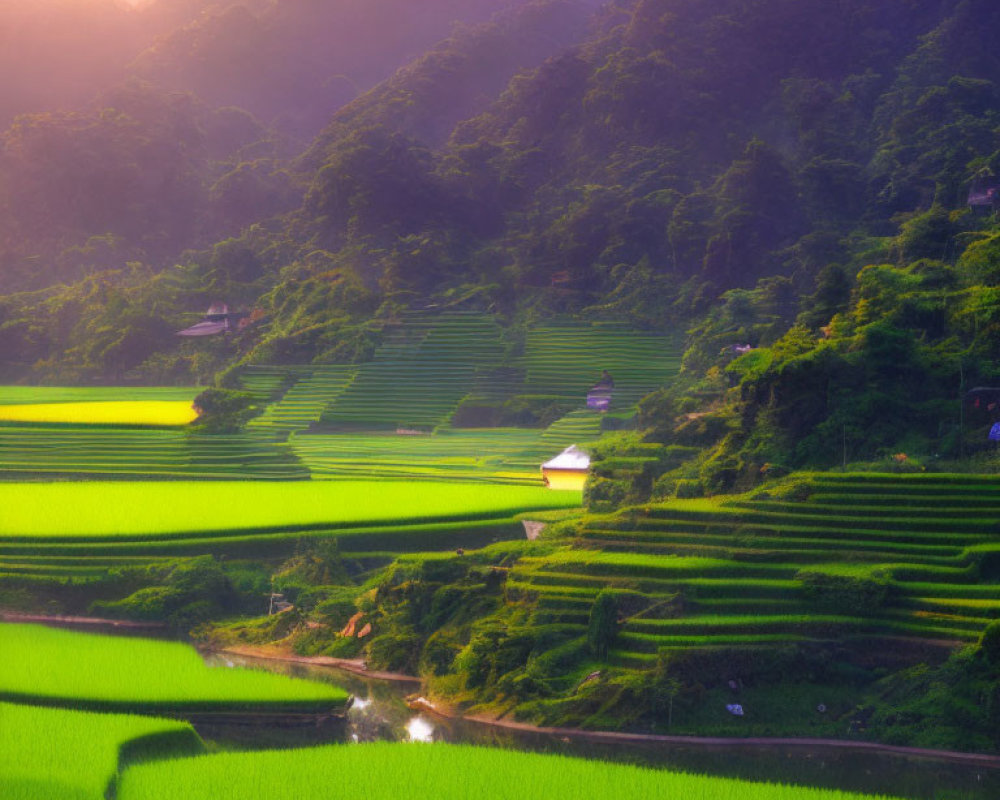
[0, 624, 349, 714]
[0, 480, 580, 539]
[0, 702, 201, 800]
[0, 425, 309, 480]
[0, 387, 201, 406]
[118, 742, 897, 800]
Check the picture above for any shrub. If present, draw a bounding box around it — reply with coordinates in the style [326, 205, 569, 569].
[190, 388, 262, 433]
[797, 565, 891, 615]
[584, 477, 627, 512]
[674, 479, 704, 499]
[587, 590, 619, 660]
[979, 621, 1000, 668]
[420, 630, 463, 676]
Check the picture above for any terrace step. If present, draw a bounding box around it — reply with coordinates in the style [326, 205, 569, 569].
[0, 425, 308, 480]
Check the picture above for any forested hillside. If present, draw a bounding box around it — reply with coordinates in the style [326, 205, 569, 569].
[0, 0, 548, 294]
[3, 0, 1000, 478]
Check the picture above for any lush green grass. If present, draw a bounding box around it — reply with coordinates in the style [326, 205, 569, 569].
[0, 624, 349, 713]
[0, 401, 197, 426]
[0, 702, 201, 800]
[0, 480, 580, 540]
[0, 387, 200, 406]
[118, 742, 897, 800]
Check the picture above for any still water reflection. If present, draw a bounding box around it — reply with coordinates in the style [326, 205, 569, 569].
[202, 652, 1000, 800]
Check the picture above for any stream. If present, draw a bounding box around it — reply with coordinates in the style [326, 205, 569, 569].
[203, 652, 1000, 800]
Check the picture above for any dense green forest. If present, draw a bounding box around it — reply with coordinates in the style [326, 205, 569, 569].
[4, 0, 1000, 480]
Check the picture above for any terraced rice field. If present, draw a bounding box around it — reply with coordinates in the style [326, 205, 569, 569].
[247, 365, 357, 434]
[0, 425, 308, 480]
[291, 413, 606, 485]
[0, 401, 198, 426]
[523, 322, 682, 410]
[0, 624, 349, 714]
[0, 480, 581, 580]
[0, 385, 313, 480]
[0, 481, 578, 539]
[507, 473, 1000, 663]
[292, 428, 546, 483]
[319, 312, 505, 430]
[235, 366, 310, 401]
[0, 702, 201, 800]
[118, 742, 897, 800]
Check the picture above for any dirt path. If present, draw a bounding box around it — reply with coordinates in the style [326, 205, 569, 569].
[218, 644, 421, 684]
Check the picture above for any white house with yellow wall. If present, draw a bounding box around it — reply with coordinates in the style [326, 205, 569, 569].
[541, 445, 590, 490]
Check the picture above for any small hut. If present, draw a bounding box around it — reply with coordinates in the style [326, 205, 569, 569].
[541, 445, 590, 491]
[968, 177, 1000, 215]
[587, 370, 615, 412]
[176, 303, 246, 337]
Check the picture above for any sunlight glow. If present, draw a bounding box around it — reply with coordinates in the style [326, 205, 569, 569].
[405, 716, 434, 743]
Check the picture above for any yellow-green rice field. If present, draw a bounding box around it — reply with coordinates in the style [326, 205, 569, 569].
[0, 401, 198, 426]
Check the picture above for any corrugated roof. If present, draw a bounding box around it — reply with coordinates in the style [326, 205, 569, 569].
[542, 445, 590, 471]
[177, 320, 229, 337]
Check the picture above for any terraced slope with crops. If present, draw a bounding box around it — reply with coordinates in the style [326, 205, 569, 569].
[319, 312, 505, 431]
[291, 412, 607, 484]
[0, 481, 581, 587]
[0, 425, 308, 480]
[247, 366, 357, 434]
[281, 318, 679, 480]
[508, 473, 1000, 665]
[522, 322, 682, 411]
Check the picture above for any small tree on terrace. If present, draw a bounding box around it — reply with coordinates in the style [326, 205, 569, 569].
[587, 590, 619, 660]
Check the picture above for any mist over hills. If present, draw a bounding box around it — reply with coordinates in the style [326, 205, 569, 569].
[0, 0, 558, 293]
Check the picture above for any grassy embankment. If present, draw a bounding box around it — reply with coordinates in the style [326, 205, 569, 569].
[118, 742, 900, 800]
[0, 623, 349, 714]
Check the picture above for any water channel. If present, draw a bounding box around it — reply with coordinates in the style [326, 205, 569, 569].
[202, 651, 1000, 800]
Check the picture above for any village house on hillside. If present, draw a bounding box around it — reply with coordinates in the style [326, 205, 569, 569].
[541, 445, 590, 490]
[968, 177, 1000, 215]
